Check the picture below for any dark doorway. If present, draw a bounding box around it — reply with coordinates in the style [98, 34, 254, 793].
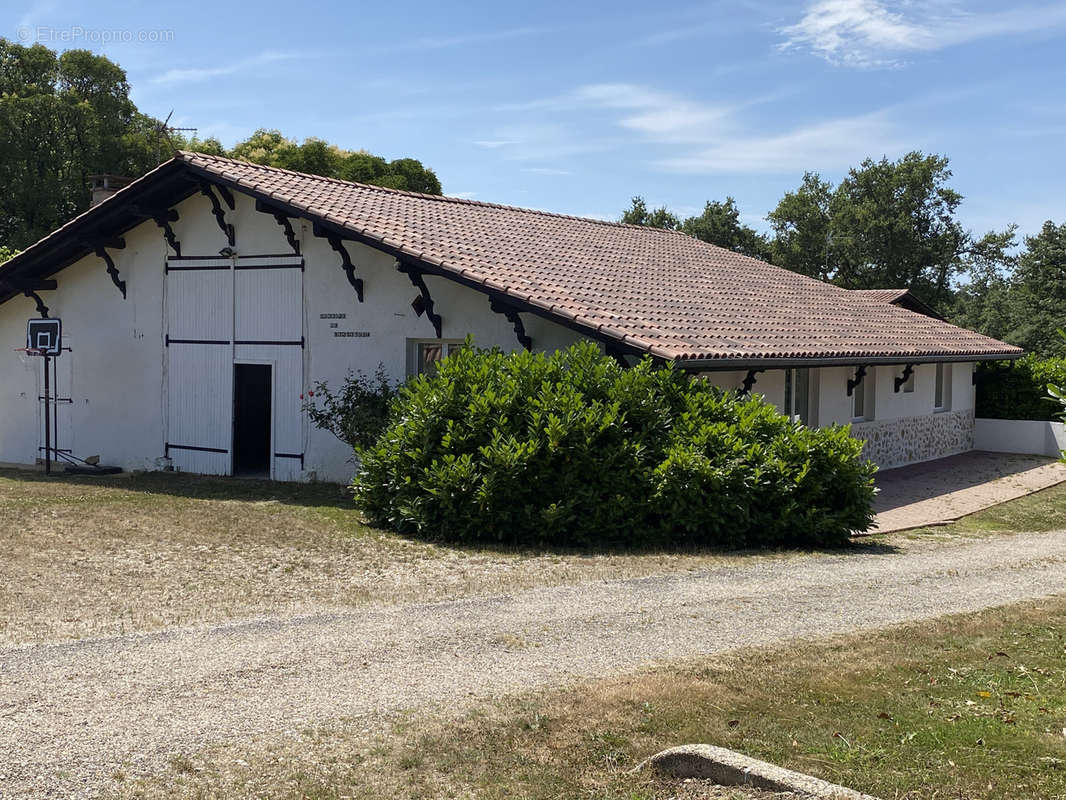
[233, 364, 272, 476]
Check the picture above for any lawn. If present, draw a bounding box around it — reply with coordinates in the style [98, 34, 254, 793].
[4, 468, 1066, 647]
[107, 598, 1066, 800]
[0, 468, 803, 646]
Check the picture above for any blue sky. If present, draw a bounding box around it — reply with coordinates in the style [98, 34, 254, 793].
[13, 0, 1066, 238]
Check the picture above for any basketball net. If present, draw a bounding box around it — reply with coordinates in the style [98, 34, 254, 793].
[14, 347, 44, 366]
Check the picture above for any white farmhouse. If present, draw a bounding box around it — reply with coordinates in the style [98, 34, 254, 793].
[0, 153, 1022, 482]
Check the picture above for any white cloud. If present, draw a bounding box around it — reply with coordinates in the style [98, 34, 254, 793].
[151, 52, 305, 85]
[780, 0, 1066, 68]
[657, 111, 907, 173]
[472, 139, 521, 149]
[391, 26, 550, 51]
[521, 167, 572, 175]
[447, 191, 478, 199]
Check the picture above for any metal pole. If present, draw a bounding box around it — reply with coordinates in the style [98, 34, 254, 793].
[52, 356, 59, 463]
[43, 354, 51, 476]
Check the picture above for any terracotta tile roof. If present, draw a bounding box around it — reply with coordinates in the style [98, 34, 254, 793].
[850, 288, 913, 304]
[174, 152, 1024, 364]
[1, 152, 1023, 366]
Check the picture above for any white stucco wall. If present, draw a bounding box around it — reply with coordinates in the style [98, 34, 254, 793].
[0, 188, 585, 483]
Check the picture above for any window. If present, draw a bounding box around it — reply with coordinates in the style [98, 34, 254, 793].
[409, 339, 465, 377]
[851, 366, 874, 422]
[784, 368, 810, 424]
[934, 363, 951, 411]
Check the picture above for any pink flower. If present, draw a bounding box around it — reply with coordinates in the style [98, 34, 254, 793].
[299, 393, 304, 400]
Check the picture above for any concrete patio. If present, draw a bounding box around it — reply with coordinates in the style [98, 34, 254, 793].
[872, 450, 1066, 533]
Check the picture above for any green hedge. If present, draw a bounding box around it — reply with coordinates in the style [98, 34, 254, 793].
[976, 355, 1066, 421]
[353, 342, 876, 549]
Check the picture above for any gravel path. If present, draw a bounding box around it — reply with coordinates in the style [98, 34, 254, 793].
[4, 531, 1066, 799]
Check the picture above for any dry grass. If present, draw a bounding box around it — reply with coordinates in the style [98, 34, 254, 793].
[106, 599, 1066, 800]
[0, 469, 806, 646]
[5, 468, 1066, 648]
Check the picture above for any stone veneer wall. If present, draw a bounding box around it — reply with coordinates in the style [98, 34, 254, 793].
[850, 408, 974, 469]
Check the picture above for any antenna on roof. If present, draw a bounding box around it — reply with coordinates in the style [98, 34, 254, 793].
[154, 110, 198, 163]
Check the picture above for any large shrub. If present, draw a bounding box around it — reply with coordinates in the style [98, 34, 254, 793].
[353, 342, 876, 549]
[976, 355, 1066, 421]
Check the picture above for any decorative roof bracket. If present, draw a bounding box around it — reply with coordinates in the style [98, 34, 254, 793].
[256, 199, 300, 255]
[397, 260, 442, 338]
[1, 279, 56, 318]
[153, 209, 181, 257]
[80, 237, 126, 299]
[893, 363, 915, 393]
[199, 182, 235, 246]
[23, 290, 49, 318]
[489, 297, 531, 351]
[741, 368, 765, 394]
[314, 224, 363, 301]
[847, 365, 867, 397]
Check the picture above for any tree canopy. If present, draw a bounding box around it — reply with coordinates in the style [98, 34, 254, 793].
[621, 195, 769, 259]
[0, 39, 442, 253]
[227, 129, 441, 194]
[624, 151, 1022, 325]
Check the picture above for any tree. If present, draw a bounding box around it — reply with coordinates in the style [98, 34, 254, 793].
[767, 153, 1015, 313]
[681, 197, 770, 260]
[226, 129, 442, 194]
[620, 196, 681, 230]
[999, 221, 1066, 355]
[0, 40, 158, 251]
[621, 196, 769, 259]
[946, 227, 1018, 342]
[766, 172, 833, 280]
[0, 40, 444, 253]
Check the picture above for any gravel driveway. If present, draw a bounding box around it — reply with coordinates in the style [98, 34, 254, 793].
[4, 530, 1066, 799]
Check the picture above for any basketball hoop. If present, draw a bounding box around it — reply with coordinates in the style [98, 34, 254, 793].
[14, 347, 44, 365]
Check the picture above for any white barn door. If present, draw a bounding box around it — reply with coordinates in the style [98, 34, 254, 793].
[165, 256, 304, 479]
[165, 260, 234, 475]
[234, 259, 305, 481]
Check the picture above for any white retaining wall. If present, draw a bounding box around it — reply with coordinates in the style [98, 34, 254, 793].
[974, 418, 1066, 458]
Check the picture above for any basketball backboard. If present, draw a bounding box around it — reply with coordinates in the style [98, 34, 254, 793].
[27, 318, 62, 356]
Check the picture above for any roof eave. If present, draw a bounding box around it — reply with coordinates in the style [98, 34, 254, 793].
[678, 350, 1025, 372]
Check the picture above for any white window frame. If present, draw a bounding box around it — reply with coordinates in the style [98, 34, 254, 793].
[934, 362, 951, 412]
[851, 366, 875, 423]
[784, 367, 811, 425]
[406, 338, 466, 377]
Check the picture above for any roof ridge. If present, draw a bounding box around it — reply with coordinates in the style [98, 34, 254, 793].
[175, 150, 690, 236]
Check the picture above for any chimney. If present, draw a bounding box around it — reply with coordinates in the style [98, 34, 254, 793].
[89, 174, 132, 207]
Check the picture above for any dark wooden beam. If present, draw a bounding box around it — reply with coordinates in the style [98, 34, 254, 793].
[847, 366, 867, 397]
[313, 223, 362, 301]
[893, 363, 915, 393]
[741, 368, 764, 394]
[23, 290, 49, 318]
[257, 200, 300, 255]
[396, 261, 442, 338]
[214, 184, 236, 210]
[199, 182, 235, 246]
[489, 297, 531, 350]
[95, 246, 126, 299]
